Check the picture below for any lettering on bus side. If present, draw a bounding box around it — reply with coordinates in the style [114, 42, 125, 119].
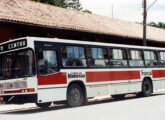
[68, 72, 85, 79]
[141, 70, 152, 76]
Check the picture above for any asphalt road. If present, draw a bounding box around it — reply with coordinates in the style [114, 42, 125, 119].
[0, 93, 165, 120]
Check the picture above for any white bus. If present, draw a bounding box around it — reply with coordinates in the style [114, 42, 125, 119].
[0, 37, 165, 107]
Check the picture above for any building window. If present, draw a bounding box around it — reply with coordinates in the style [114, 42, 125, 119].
[144, 51, 158, 67]
[109, 49, 128, 67]
[128, 50, 144, 67]
[87, 47, 109, 67]
[62, 46, 87, 67]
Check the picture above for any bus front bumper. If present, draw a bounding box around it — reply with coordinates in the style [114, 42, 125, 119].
[0, 94, 37, 104]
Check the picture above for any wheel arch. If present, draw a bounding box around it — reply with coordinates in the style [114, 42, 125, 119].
[67, 80, 87, 99]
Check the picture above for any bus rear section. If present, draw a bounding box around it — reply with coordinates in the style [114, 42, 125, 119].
[0, 39, 37, 104]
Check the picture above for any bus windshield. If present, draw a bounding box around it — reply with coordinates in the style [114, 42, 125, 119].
[0, 49, 35, 80]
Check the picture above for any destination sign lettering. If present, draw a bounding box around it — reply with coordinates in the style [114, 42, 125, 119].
[0, 39, 27, 52]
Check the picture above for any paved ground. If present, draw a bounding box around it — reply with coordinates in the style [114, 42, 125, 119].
[0, 93, 165, 120]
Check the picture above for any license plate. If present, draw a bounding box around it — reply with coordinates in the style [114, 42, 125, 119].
[0, 97, 3, 101]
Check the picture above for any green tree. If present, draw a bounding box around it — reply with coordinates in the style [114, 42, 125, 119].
[66, 0, 82, 11]
[82, 9, 92, 14]
[158, 22, 165, 29]
[148, 22, 159, 28]
[32, 0, 82, 11]
[148, 22, 165, 29]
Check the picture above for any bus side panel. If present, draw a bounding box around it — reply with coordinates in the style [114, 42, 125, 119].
[86, 85, 109, 97]
[86, 70, 141, 97]
[86, 81, 142, 97]
[153, 81, 161, 91]
[161, 81, 165, 89]
[109, 82, 141, 95]
[37, 72, 68, 103]
[152, 69, 165, 90]
[37, 88, 67, 103]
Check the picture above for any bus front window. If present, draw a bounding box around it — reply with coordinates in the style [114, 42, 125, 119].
[0, 49, 35, 80]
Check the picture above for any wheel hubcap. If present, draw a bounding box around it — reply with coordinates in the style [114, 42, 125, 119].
[71, 88, 81, 102]
[144, 82, 150, 92]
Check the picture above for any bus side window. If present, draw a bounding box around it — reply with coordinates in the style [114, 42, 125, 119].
[159, 51, 165, 66]
[38, 50, 58, 75]
[144, 51, 159, 67]
[128, 50, 144, 67]
[109, 48, 128, 67]
[62, 46, 87, 67]
[87, 47, 109, 67]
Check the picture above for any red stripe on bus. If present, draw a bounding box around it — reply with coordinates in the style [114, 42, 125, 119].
[86, 71, 141, 82]
[3, 89, 23, 94]
[152, 70, 165, 78]
[1, 89, 25, 94]
[38, 72, 67, 85]
[1, 88, 35, 94]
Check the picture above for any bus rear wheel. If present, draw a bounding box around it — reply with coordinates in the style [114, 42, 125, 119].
[141, 79, 153, 97]
[36, 102, 52, 108]
[67, 83, 85, 107]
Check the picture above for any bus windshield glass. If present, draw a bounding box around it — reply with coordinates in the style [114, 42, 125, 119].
[0, 49, 35, 80]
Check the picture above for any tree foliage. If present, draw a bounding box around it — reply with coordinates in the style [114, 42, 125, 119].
[82, 9, 92, 14]
[32, 0, 82, 11]
[148, 22, 165, 29]
[66, 0, 82, 11]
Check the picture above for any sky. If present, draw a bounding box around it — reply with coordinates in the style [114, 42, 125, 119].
[80, 0, 165, 23]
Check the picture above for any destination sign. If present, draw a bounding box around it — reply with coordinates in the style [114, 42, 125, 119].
[0, 39, 27, 52]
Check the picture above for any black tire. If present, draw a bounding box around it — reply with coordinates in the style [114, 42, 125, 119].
[36, 102, 52, 108]
[111, 94, 125, 99]
[136, 92, 143, 97]
[67, 83, 85, 107]
[141, 79, 153, 97]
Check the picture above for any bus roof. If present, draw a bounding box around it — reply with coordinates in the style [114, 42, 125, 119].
[2, 36, 165, 51]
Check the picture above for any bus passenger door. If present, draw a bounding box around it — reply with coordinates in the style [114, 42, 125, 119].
[35, 41, 67, 103]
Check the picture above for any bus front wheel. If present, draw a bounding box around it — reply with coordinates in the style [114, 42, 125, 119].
[67, 83, 85, 107]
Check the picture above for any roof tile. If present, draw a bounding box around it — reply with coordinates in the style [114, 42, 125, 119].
[0, 0, 165, 42]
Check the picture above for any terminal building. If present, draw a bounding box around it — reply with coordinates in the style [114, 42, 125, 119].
[0, 0, 165, 47]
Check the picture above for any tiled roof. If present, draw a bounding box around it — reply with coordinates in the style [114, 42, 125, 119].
[0, 0, 165, 42]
